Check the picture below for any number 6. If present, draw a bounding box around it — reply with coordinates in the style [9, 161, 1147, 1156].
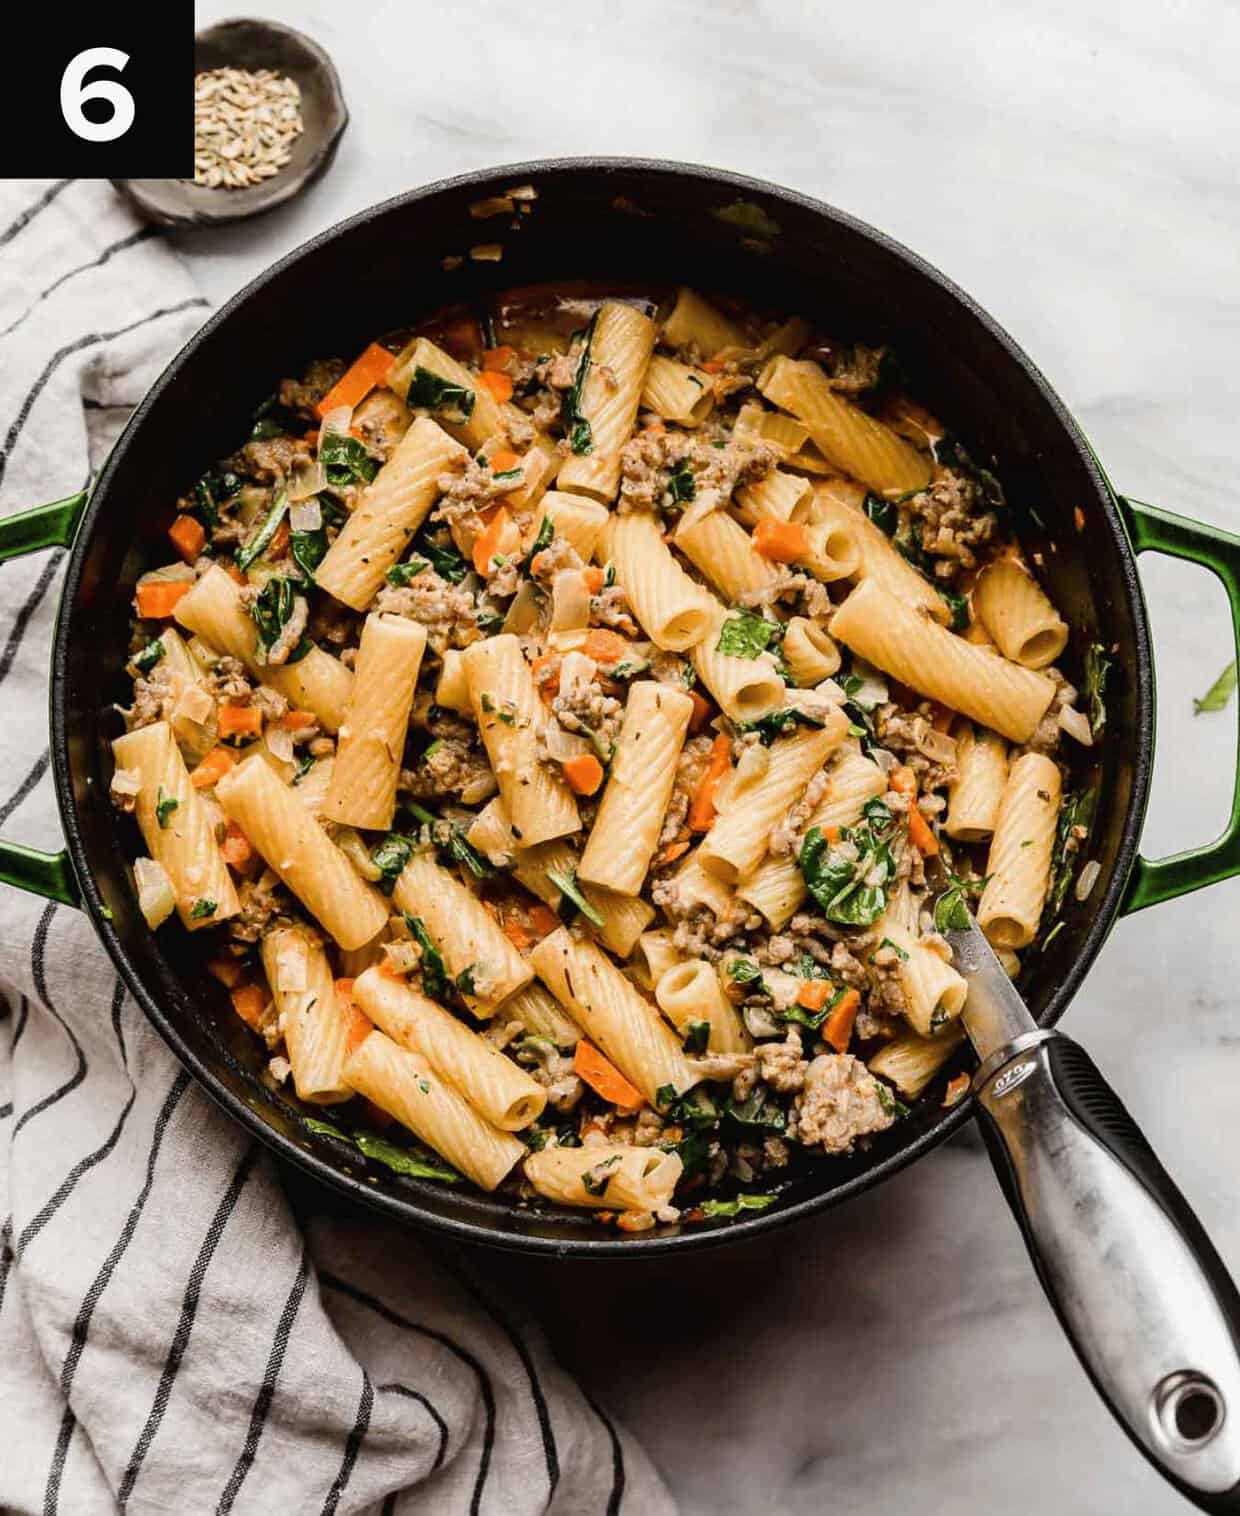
[61, 47, 136, 143]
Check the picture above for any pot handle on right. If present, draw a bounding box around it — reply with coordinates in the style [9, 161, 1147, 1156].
[0, 492, 89, 908]
[1119, 498, 1240, 914]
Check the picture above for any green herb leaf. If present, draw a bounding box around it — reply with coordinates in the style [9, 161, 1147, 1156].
[721, 1087, 786, 1133]
[292, 753, 317, 785]
[713, 199, 781, 239]
[1045, 787, 1097, 921]
[320, 430, 378, 489]
[132, 637, 165, 675]
[665, 464, 696, 506]
[547, 865, 604, 927]
[874, 1079, 910, 1119]
[1084, 642, 1112, 736]
[734, 707, 826, 745]
[406, 802, 494, 880]
[864, 493, 897, 535]
[697, 1192, 777, 1219]
[290, 526, 329, 582]
[455, 965, 478, 996]
[716, 609, 778, 660]
[521, 514, 555, 571]
[728, 957, 765, 989]
[189, 897, 217, 920]
[406, 365, 476, 423]
[560, 312, 599, 455]
[236, 490, 289, 572]
[1193, 660, 1237, 716]
[681, 1019, 711, 1055]
[385, 556, 431, 586]
[355, 1132, 462, 1182]
[582, 1154, 622, 1196]
[370, 834, 413, 895]
[248, 577, 313, 665]
[155, 788, 178, 829]
[798, 801, 896, 927]
[938, 585, 970, 632]
[405, 915, 452, 1003]
[413, 528, 469, 584]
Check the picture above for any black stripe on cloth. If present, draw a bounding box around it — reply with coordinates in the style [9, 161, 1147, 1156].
[320, 1371, 374, 1516]
[320, 1272, 495, 1516]
[451, 1258, 559, 1501]
[0, 180, 73, 249]
[17, 980, 132, 1255]
[0, 226, 157, 341]
[11, 997, 29, 1054]
[0, 1102, 12, 1119]
[0, 1218, 12, 1321]
[0, 549, 65, 689]
[215, 1248, 311, 1516]
[379, 1383, 450, 1474]
[116, 1143, 259, 1508]
[0, 749, 50, 829]
[583, 1391, 627, 1516]
[0, 296, 209, 489]
[14, 905, 87, 1136]
[43, 1070, 191, 1516]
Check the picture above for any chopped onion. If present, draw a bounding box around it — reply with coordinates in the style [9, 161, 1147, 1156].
[1075, 859, 1101, 902]
[915, 724, 957, 766]
[559, 651, 597, 703]
[847, 662, 889, 710]
[134, 857, 175, 929]
[288, 455, 326, 502]
[503, 581, 543, 635]
[543, 720, 591, 762]
[332, 825, 382, 881]
[293, 754, 334, 816]
[871, 746, 899, 773]
[110, 766, 142, 799]
[265, 723, 296, 764]
[289, 497, 323, 532]
[718, 742, 769, 809]
[1058, 704, 1093, 747]
[173, 682, 215, 727]
[318, 404, 353, 441]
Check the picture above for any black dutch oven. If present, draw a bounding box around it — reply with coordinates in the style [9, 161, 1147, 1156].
[3, 160, 1240, 1268]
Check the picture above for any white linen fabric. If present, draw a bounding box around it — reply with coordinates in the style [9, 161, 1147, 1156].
[0, 178, 674, 1516]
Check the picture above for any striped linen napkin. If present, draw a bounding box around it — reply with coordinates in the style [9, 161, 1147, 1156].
[0, 178, 674, 1516]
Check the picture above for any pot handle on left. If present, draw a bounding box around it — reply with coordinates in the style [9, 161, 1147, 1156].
[1120, 499, 1240, 914]
[0, 491, 89, 907]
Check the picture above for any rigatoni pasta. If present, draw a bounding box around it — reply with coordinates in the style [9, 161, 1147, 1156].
[557, 301, 656, 502]
[979, 752, 1063, 948]
[260, 926, 352, 1103]
[973, 556, 1069, 669]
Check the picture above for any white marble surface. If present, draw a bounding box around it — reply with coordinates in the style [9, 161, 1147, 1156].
[183, 2, 1240, 1510]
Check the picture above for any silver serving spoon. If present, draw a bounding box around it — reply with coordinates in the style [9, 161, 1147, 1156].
[946, 914, 1240, 1510]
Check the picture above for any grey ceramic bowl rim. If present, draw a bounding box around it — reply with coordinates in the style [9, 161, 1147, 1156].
[53, 156, 1151, 1256]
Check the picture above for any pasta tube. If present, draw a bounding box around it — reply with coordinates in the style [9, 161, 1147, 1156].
[640, 354, 715, 426]
[830, 579, 1056, 744]
[601, 511, 713, 652]
[260, 926, 351, 1103]
[558, 301, 657, 501]
[524, 1143, 682, 1211]
[537, 491, 610, 562]
[387, 336, 502, 451]
[878, 921, 968, 1039]
[579, 682, 695, 896]
[809, 484, 947, 621]
[973, 557, 1069, 669]
[500, 982, 582, 1047]
[782, 617, 840, 685]
[462, 634, 579, 848]
[322, 613, 426, 830]
[867, 1022, 967, 1099]
[344, 1030, 524, 1191]
[733, 468, 814, 528]
[112, 721, 239, 931]
[215, 754, 387, 950]
[391, 850, 532, 1016]
[655, 959, 751, 1054]
[675, 510, 780, 603]
[660, 288, 744, 357]
[758, 355, 932, 494]
[314, 416, 468, 611]
[531, 928, 697, 1105]
[175, 564, 353, 732]
[352, 966, 545, 1130]
[979, 753, 1063, 949]
[690, 600, 785, 723]
[945, 721, 1009, 842]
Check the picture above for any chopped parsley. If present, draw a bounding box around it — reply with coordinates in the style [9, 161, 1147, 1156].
[582, 1154, 622, 1196]
[407, 802, 493, 880]
[189, 897, 217, 920]
[412, 528, 468, 584]
[249, 577, 313, 664]
[155, 788, 178, 829]
[404, 915, 451, 1002]
[132, 637, 164, 675]
[696, 1192, 777, 1219]
[236, 490, 289, 572]
[681, 1019, 711, 1055]
[665, 464, 696, 506]
[547, 865, 604, 927]
[560, 312, 599, 455]
[877, 936, 910, 962]
[385, 556, 431, 586]
[1084, 642, 1111, 737]
[874, 1080, 910, 1120]
[734, 706, 826, 745]
[303, 1118, 461, 1182]
[1193, 659, 1237, 716]
[406, 366, 476, 423]
[320, 430, 378, 488]
[520, 514, 555, 571]
[798, 796, 897, 927]
[716, 609, 779, 660]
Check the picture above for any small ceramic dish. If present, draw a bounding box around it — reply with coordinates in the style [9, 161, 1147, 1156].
[114, 17, 348, 229]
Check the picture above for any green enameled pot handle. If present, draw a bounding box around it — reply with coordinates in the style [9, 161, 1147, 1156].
[0, 492, 89, 908]
[1120, 497, 1240, 913]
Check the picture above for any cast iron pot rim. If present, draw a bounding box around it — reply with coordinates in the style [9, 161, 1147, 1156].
[50, 156, 1154, 1257]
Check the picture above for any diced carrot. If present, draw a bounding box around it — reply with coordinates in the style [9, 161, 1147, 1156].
[135, 580, 192, 619]
[582, 565, 606, 594]
[701, 359, 725, 374]
[527, 902, 561, 939]
[230, 983, 267, 1031]
[477, 370, 514, 403]
[582, 628, 630, 665]
[168, 514, 206, 563]
[502, 917, 533, 952]
[688, 733, 731, 833]
[943, 1072, 971, 1108]
[889, 765, 917, 796]
[563, 752, 605, 796]
[314, 342, 395, 418]
[796, 978, 833, 1012]
[207, 956, 246, 989]
[335, 977, 356, 1002]
[752, 519, 809, 563]
[224, 561, 246, 586]
[280, 709, 316, 730]
[345, 1006, 374, 1054]
[907, 806, 940, 857]
[190, 745, 237, 789]
[482, 344, 517, 372]
[268, 519, 291, 559]
[643, 420, 666, 434]
[824, 825, 842, 844]
[686, 688, 714, 734]
[823, 989, 861, 1052]
[472, 506, 510, 576]
[530, 552, 550, 576]
[654, 838, 691, 868]
[530, 653, 560, 702]
[220, 820, 256, 872]
[490, 448, 521, 473]
[573, 1042, 644, 1111]
[216, 705, 262, 739]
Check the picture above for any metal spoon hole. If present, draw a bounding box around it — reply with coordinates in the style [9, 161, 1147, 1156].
[1175, 1388, 1222, 1443]
[1154, 1373, 1224, 1451]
